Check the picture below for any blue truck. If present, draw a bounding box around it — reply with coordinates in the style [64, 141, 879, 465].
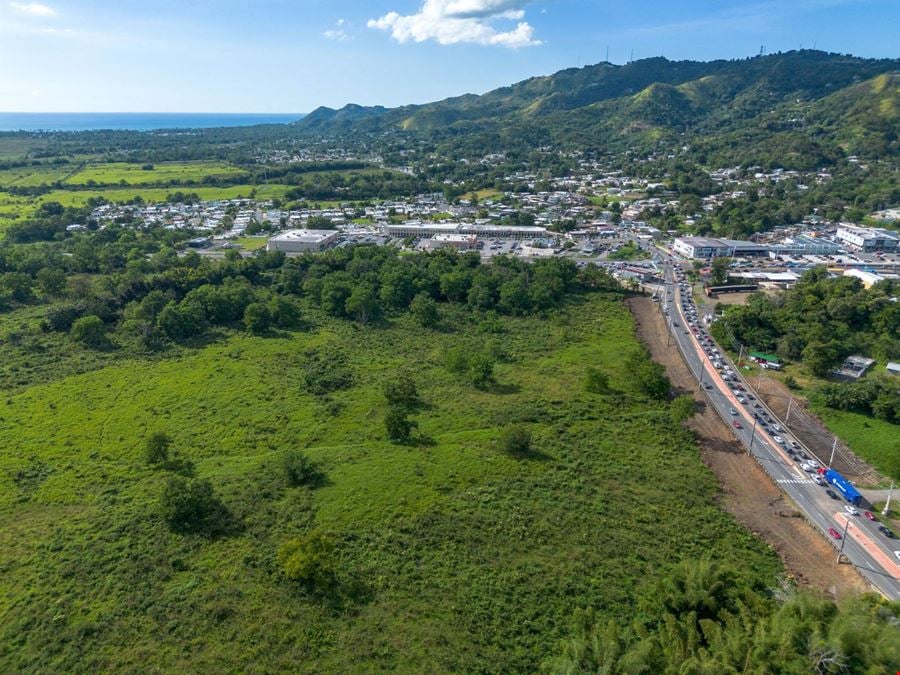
[823, 469, 862, 506]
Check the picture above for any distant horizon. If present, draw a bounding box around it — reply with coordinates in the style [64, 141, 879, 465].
[0, 112, 306, 133]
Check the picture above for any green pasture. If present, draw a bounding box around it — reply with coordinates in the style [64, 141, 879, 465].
[0, 295, 779, 672]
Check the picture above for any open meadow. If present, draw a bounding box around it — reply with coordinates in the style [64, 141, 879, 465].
[0, 294, 780, 672]
[63, 161, 249, 186]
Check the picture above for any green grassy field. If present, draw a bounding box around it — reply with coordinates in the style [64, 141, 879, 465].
[808, 401, 900, 481]
[0, 294, 779, 672]
[0, 164, 77, 188]
[233, 236, 269, 251]
[63, 161, 248, 186]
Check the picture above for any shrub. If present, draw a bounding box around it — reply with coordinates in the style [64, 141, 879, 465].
[383, 374, 418, 409]
[282, 450, 322, 487]
[499, 425, 532, 457]
[670, 395, 696, 423]
[385, 404, 417, 443]
[302, 350, 353, 395]
[70, 315, 107, 348]
[160, 476, 225, 534]
[277, 530, 336, 591]
[144, 432, 172, 466]
[585, 367, 610, 394]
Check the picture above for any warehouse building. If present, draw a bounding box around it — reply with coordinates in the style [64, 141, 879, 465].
[266, 229, 340, 253]
[383, 222, 549, 240]
[673, 237, 767, 259]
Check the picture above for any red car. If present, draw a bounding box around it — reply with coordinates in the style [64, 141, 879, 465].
[732, 420, 743, 430]
[864, 511, 876, 521]
[828, 528, 842, 540]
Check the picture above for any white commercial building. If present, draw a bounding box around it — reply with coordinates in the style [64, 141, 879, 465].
[835, 226, 899, 252]
[266, 229, 340, 253]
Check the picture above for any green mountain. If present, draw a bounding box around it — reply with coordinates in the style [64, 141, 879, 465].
[294, 51, 900, 163]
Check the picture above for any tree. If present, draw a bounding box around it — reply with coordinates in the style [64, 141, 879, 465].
[277, 530, 336, 591]
[383, 374, 419, 409]
[70, 314, 107, 348]
[160, 476, 225, 534]
[243, 302, 272, 334]
[36, 268, 66, 297]
[385, 404, 417, 442]
[584, 367, 610, 394]
[144, 432, 172, 466]
[499, 425, 532, 457]
[409, 293, 439, 328]
[268, 295, 301, 328]
[157, 300, 205, 340]
[710, 257, 731, 286]
[345, 284, 379, 324]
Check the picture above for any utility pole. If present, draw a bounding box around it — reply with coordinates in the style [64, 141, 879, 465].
[785, 396, 793, 424]
[837, 516, 851, 564]
[828, 437, 838, 468]
[748, 417, 758, 455]
[737, 344, 744, 368]
[884, 482, 895, 517]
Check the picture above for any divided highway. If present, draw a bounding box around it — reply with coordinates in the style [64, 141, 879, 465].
[659, 260, 900, 600]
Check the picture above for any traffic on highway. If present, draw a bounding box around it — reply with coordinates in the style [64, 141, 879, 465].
[658, 257, 900, 600]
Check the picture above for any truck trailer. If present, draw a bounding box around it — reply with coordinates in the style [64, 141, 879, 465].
[822, 468, 862, 506]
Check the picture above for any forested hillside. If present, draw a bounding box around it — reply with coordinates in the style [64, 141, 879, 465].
[297, 51, 899, 165]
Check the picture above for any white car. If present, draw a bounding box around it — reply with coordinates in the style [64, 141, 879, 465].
[773, 436, 785, 445]
[813, 475, 825, 485]
[895, 551, 900, 561]
[843, 505, 859, 516]
[771, 423, 782, 432]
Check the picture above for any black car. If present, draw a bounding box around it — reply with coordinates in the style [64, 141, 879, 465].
[825, 489, 839, 500]
[879, 525, 896, 539]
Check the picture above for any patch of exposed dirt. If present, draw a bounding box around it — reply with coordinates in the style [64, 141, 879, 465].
[628, 297, 868, 599]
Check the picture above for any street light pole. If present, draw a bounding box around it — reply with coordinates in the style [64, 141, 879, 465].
[828, 437, 838, 468]
[785, 396, 793, 424]
[748, 417, 758, 455]
[837, 516, 851, 564]
[884, 482, 895, 517]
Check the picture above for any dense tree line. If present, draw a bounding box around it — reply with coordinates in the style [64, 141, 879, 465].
[712, 268, 900, 373]
[545, 558, 899, 673]
[0, 219, 622, 355]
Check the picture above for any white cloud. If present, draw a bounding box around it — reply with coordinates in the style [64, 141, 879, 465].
[323, 17, 349, 41]
[9, 1, 56, 17]
[368, 0, 541, 48]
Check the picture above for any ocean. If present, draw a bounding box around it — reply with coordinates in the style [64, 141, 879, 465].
[0, 112, 304, 132]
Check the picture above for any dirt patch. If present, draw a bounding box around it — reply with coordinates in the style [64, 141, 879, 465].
[628, 297, 868, 599]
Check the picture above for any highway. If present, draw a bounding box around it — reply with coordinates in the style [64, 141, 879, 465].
[657, 259, 900, 600]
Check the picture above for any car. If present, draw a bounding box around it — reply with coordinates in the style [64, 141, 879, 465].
[729, 408, 738, 416]
[826, 489, 839, 500]
[812, 475, 825, 485]
[879, 526, 896, 538]
[843, 505, 859, 516]
[732, 420, 743, 430]
[828, 528, 842, 540]
[864, 511, 876, 521]
[737, 396, 747, 404]
[895, 551, 900, 561]
[771, 423, 782, 432]
[772, 435, 784, 445]
[703, 383, 712, 390]
[790, 441, 801, 450]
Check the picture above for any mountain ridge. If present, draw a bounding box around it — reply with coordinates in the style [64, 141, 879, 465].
[293, 51, 900, 163]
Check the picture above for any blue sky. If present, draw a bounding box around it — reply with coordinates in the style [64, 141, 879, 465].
[1, 0, 897, 112]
